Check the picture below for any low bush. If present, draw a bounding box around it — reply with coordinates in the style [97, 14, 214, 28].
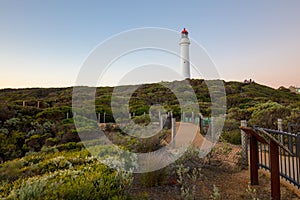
[45, 137, 58, 147]
[221, 118, 241, 145]
[56, 142, 83, 151]
[140, 168, 168, 187]
[8, 163, 132, 200]
[221, 130, 241, 145]
[132, 115, 150, 125]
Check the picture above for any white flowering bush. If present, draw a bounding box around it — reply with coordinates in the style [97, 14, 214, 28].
[1, 146, 133, 200]
[38, 156, 73, 174]
[7, 161, 132, 200]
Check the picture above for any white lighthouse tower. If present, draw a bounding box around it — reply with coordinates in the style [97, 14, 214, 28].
[179, 28, 191, 79]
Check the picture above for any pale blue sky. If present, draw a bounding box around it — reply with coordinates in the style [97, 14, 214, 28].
[0, 0, 299, 88]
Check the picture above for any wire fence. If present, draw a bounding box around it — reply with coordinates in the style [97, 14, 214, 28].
[253, 126, 300, 189]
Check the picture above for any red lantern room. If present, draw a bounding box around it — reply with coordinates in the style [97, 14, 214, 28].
[181, 28, 188, 34]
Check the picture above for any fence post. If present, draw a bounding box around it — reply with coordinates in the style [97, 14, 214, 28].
[250, 133, 259, 185]
[171, 118, 176, 147]
[288, 122, 291, 133]
[278, 118, 284, 143]
[199, 115, 203, 134]
[160, 115, 164, 130]
[192, 112, 195, 123]
[159, 111, 161, 122]
[210, 117, 215, 140]
[278, 118, 283, 131]
[270, 140, 280, 200]
[296, 133, 300, 157]
[241, 120, 248, 166]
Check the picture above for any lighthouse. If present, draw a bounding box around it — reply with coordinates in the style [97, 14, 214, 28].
[179, 28, 191, 79]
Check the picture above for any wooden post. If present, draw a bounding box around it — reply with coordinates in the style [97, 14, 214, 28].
[199, 113, 204, 134]
[171, 118, 176, 147]
[66, 112, 69, 119]
[278, 119, 283, 131]
[192, 112, 195, 123]
[241, 120, 248, 166]
[210, 117, 214, 140]
[23, 101, 26, 107]
[103, 112, 106, 123]
[240, 127, 284, 200]
[98, 113, 101, 123]
[158, 111, 161, 122]
[199, 115, 203, 134]
[160, 115, 164, 130]
[37, 101, 40, 108]
[296, 134, 300, 157]
[250, 134, 259, 185]
[270, 140, 280, 200]
[278, 118, 283, 143]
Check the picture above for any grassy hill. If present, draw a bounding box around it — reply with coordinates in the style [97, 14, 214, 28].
[0, 79, 299, 199]
[0, 79, 298, 158]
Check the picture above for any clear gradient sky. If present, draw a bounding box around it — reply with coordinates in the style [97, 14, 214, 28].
[0, 0, 299, 89]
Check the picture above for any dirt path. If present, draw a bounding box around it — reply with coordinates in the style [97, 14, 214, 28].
[130, 142, 300, 199]
[174, 122, 212, 149]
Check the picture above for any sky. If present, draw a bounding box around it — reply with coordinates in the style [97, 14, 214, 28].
[0, 0, 299, 89]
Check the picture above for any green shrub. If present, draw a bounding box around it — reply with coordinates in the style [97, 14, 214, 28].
[62, 118, 74, 125]
[138, 152, 170, 187]
[132, 115, 150, 125]
[40, 146, 59, 153]
[0, 180, 12, 198]
[12, 177, 47, 200]
[35, 107, 69, 122]
[37, 156, 73, 174]
[0, 158, 26, 181]
[45, 137, 58, 147]
[140, 168, 168, 187]
[56, 142, 82, 151]
[23, 152, 44, 164]
[249, 101, 290, 129]
[221, 130, 241, 145]
[176, 164, 202, 200]
[8, 163, 132, 200]
[25, 134, 44, 152]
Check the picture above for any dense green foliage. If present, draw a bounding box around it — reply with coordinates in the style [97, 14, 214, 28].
[0, 79, 299, 162]
[0, 79, 299, 199]
[0, 148, 132, 199]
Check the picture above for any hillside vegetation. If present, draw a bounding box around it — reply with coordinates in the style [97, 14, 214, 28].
[0, 79, 299, 162]
[0, 79, 300, 199]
